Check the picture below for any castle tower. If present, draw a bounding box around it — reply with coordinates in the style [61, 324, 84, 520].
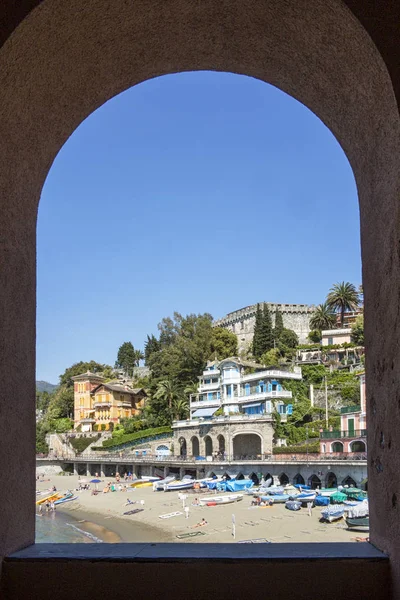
[72, 371, 105, 432]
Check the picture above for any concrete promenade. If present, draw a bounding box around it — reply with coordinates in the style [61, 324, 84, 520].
[37, 454, 368, 488]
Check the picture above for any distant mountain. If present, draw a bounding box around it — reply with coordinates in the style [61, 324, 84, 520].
[36, 380, 58, 393]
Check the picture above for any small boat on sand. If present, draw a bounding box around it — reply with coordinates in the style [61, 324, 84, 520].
[321, 504, 345, 522]
[261, 494, 289, 504]
[54, 492, 77, 505]
[163, 478, 194, 491]
[153, 476, 176, 491]
[285, 500, 302, 511]
[345, 516, 369, 530]
[36, 492, 62, 505]
[199, 494, 243, 506]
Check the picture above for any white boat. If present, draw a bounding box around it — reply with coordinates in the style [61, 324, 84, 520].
[297, 492, 317, 504]
[321, 504, 345, 522]
[199, 494, 243, 506]
[153, 476, 176, 491]
[163, 478, 194, 491]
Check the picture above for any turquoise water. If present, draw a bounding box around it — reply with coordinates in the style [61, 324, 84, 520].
[36, 512, 103, 543]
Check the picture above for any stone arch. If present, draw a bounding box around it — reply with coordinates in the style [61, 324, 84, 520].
[279, 473, 290, 486]
[308, 474, 321, 489]
[325, 472, 338, 489]
[178, 437, 187, 457]
[1, 0, 399, 563]
[263, 473, 273, 484]
[293, 473, 305, 486]
[204, 435, 213, 457]
[191, 436, 200, 457]
[249, 472, 260, 485]
[207, 471, 217, 479]
[236, 473, 245, 480]
[217, 434, 225, 455]
[350, 440, 366, 453]
[222, 472, 232, 481]
[331, 441, 344, 453]
[232, 432, 262, 459]
[342, 476, 357, 487]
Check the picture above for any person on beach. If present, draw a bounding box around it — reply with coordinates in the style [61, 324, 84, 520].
[50, 501, 55, 512]
[193, 518, 208, 528]
[193, 498, 200, 506]
[45, 501, 50, 512]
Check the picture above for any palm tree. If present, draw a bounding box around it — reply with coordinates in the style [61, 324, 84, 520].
[326, 281, 360, 327]
[133, 349, 144, 367]
[172, 397, 189, 420]
[309, 303, 337, 331]
[154, 379, 181, 410]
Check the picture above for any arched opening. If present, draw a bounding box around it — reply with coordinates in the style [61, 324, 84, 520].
[264, 473, 273, 484]
[342, 476, 357, 488]
[191, 436, 200, 457]
[207, 471, 216, 479]
[1, 0, 399, 574]
[325, 472, 338, 488]
[232, 433, 262, 459]
[249, 472, 260, 485]
[279, 473, 290, 486]
[236, 473, 245, 480]
[217, 434, 225, 456]
[179, 437, 187, 457]
[350, 440, 366, 453]
[308, 474, 322, 490]
[222, 472, 232, 481]
[204, 436, 213, 457]
[331, 441, 344, 453]
[293, 473, 305, 486]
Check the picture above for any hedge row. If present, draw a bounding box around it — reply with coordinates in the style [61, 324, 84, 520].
[92, 426, 172, 451]
[273, 443, 320, 455]
[69, 434, 101, 454]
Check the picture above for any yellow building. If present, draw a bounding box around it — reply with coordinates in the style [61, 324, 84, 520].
[73, 370, 147, 432]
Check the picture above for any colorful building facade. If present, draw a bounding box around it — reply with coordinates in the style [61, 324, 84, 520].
[320, 371, 366, 454]
[73, 370, 147, 432]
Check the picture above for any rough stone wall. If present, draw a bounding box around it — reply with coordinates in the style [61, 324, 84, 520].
[173, 420, 274, 456]
[214, 303, 316, 352]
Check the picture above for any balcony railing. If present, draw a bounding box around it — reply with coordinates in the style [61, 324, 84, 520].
[232, 390, 292, 403]
[190, 399, 220, 409]
[202, 369, 220, 377]
[340, 405, 361, 414]
[241, 369, 302, 382]
[320, 429, 367, 439]
[198, 382, 220, 391]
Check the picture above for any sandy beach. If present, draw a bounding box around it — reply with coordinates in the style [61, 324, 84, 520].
[36, 475, 363, 544]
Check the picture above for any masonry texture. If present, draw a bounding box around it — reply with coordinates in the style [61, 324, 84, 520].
[0, 0, 400, 597]
[214, 303, 316, 350]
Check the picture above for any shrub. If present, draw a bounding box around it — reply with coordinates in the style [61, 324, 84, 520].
[69, 434, 100, 454]
[273, 442, 320, 454]
[92, 426, 172, 451]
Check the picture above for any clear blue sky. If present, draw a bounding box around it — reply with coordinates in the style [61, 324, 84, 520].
[37, 71, 360, 383]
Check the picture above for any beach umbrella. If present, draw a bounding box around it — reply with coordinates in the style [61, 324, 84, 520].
[90, 479, 102, 483]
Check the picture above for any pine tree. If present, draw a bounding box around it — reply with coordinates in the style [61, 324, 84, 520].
[274, 308, 284, 342]
[258, 304, 274, 355]
[252, 304, 263, 358]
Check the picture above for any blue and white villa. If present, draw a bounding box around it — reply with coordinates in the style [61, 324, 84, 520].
[172, 358, 302, 460]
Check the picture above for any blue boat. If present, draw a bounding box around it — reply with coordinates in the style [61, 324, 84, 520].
[315, 496, 330, 507]
[321, 504, 345, 522]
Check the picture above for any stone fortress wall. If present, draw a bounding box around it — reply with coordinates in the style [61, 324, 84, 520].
[214, 302, 316, 353]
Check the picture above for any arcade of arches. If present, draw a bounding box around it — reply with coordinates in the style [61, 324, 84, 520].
[1, 0, 400, 598]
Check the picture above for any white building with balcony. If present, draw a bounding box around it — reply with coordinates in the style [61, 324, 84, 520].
[171, 359, 302, 459]
[190, 357, 300, 419]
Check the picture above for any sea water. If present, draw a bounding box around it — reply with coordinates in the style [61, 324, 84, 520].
[36, 512, 103, 543]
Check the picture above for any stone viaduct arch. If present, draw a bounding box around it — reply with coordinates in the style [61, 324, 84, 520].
[0, 1, 399, 591]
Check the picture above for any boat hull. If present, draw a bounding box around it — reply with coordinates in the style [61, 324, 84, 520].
[346, 516, 370, 530]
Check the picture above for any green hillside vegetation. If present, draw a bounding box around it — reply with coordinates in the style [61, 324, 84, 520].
[92, 426, 172, 451]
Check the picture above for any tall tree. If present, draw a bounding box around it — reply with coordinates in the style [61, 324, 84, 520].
[274, 309, 284, 341]
[326, 281, 359, 327]
[309, 303, 336, 331]
[252, 304, 263, 358]
[258, 303, 274, 356]
[154, 379, 182, 410]
[59, 360, 107, 387]
[210, 327, 238, 359]
[133, 348, 144, 367]
[172, 397, 189, 420]
[144, 334, 161, 365]
[115, 341, 137, 376]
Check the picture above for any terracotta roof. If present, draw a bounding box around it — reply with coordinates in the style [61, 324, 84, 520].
[71, 370, 105, 381]
[93, 383, 147, 396]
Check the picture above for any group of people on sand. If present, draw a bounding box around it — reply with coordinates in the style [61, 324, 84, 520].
[102, 481, 128, 494]
[251, 496, 273, 507]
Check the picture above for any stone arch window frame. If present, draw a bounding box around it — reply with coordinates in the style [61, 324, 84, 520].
[349, 439, 367, 453]
[330, 440, 344, 453]
[0, 0, 394, 591]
